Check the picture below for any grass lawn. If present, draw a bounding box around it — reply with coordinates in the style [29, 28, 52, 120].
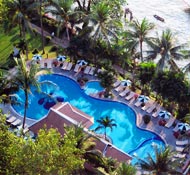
[0, 26, 57, 66]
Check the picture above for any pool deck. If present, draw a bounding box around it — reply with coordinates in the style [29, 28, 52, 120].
[52, 66, 177, 149]
[1, 64, 177, 150]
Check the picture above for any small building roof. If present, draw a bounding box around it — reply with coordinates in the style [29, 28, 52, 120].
[29, 102, 132, 163]
[29, 102, 94, 134]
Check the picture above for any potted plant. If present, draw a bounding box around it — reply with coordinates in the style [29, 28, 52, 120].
[143, 114, 151, 124]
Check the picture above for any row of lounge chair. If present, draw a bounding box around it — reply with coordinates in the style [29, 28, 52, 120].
[113, 79, 176, 128]
[6, 115, 28, 133]
[38, 59, 101, 76]
[73, 64, 100, 76]
[175, 141, 190, 174]
[6, 116, 21, 127]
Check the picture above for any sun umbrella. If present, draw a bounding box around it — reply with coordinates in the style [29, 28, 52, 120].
[177, 123, 190, 134]
[77, 59, 88, 66]
[137, 95, 150, 103]
[158, 110, 171, 120]
[121, 79, 132, 87]
[32, 54, 42, 61]
[57, 55, 66, 62]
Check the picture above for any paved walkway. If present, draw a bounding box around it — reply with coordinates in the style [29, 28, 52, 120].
[30, 23, 70, 48]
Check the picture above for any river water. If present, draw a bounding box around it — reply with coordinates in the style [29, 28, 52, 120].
[125, 0, 190, 68]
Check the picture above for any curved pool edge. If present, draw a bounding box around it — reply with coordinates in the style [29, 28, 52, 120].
[4, 104, 37, 127]
[53, 73, 168, 146]
[11, 72, 174, 149]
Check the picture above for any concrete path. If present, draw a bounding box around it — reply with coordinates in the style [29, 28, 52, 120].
[30, 23, 70, 48]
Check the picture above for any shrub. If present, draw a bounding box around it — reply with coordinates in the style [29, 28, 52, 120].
[45, 36, 51, 44]
[32, 49, 39, 54]
[49, 45, 58, 52]
[143, 115, 151, 124]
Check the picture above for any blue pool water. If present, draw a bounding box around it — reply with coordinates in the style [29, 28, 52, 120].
[13, 74, 165, 160]
[84, 81, 104, 95]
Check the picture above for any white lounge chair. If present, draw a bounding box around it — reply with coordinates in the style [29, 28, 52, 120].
[146, 104, 157, 113]
[173, 125, 179, 132]
[119, 89, 130, 97]
[134, 101, 143, 107]
[176, 146, 185, 152]
[142, 102, 152, 111]
[6, 116, 16, 123]
[113, 80, 121, 88]
[40, 60, 45, 68]
[181, 158, 190, 173]
[174, 153, 186, 158]
[125, 92, 135, 101]
[47, 61, 52, 68]
[97, 69, 103, 73]
[74, 64, 80, 72]
[165, 117, 176, 128]
[84, 66, 91, 74]
[152, 108, 161, 118]
[94, 68, 103, 76]
[11, 119, 21, 127]
[66, 62, 73, 71]
[61, 61, 68, 70]
[114, 85, 124, 92]
[176, 140, 189, 146]
[89, 67, 96, 75]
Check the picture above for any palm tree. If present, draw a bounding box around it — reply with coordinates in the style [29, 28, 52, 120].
[31, 0, 47, 54]
[113, 162, 136, 175]
[146, 29, 187, 72]
[95, 116, 117, 140]
[4, 0, 33, 60]
[182, 62, 190, 74]
[137, 146, 180, 174]
[13, 57, 49, 130]
[87, 2, 121, 47]
[127, 18, 155, 62]
[47, 0, 81, 41]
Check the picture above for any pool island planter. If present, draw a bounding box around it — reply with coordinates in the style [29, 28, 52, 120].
[143, 115, 151, 124]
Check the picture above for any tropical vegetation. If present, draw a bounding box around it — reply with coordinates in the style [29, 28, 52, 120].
[13, 57, 50, 130]
[0, 0, 190, 174]
[137, 146, 182, 175]
[95, 116, 117, 140]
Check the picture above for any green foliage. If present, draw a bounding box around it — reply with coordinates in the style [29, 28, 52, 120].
[143, 114, 151, 124]
[146, 29, 187, 72]
[137, 146, 180, 174]
[98, 70, 115, 94]
[50, 45, 58, 52]
[183, 113, 190, 124]
[127, 18, 155, 61]
[13, 57, 50, 130]
[138, 62, 156, 84]
[32, 48, 39, 54]
[0, 116, 85, 174]
[95, 116, 117, 140]
[152, 71, 189, 102]
[112, 162, 137, 175]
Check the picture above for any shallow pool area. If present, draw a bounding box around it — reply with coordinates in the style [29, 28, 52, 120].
[13, 74, 165, 161]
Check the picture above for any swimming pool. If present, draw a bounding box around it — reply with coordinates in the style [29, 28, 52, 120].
[13, 74, 165, 161]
